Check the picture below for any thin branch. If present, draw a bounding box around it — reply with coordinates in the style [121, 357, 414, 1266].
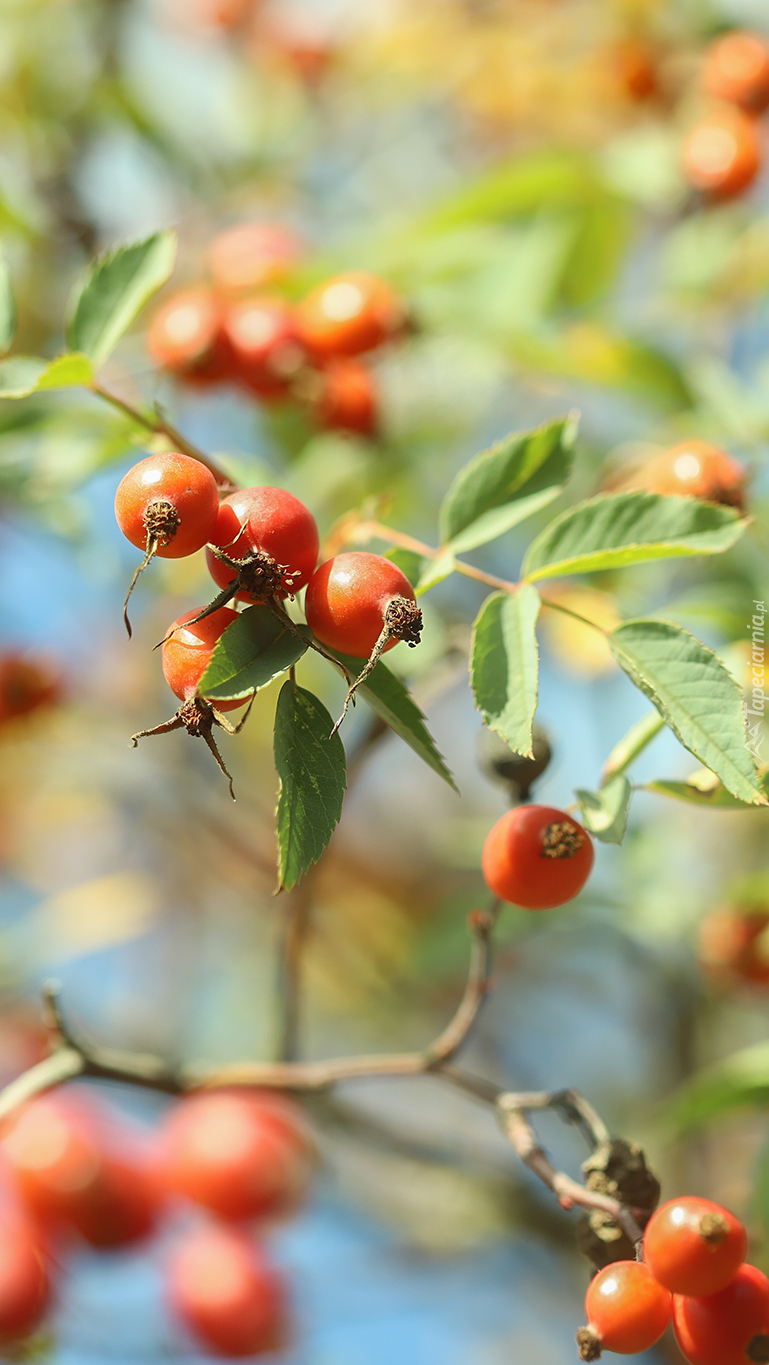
[0, 928, 644, 1250]
[89, 382, 234, 489]
[538, 597, 608, 635]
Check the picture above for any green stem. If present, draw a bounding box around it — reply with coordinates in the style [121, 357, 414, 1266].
[601, 710, 665, 786]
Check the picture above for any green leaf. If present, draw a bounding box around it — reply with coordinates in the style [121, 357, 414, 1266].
[608, 619, 767, 805]
[416, 549, 457, 594]
[440, 415, 577, 554]
[643, 768, 769, 809]
[667, 1039, 769, 1135]
[198, 605, 310, 701]
[470, 586, 540, 757]
[384, 547, 425, 589]
[0, 353, 95, 399]
[421, 149, 606, 231]
[601, 710, 665, 784]
[332, 652, 456, 789]
[522, 492, 747, 582]
[274, 681, 347, 891]
[0, 252, 17, 354]
[67, 231, 177, 368]
[575, 775, 632, 844]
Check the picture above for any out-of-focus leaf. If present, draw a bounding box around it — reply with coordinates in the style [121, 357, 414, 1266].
[0, 252, 16, 354]
[440, 415, 576, 553]
[644, 767, 769, 808]
[385, 546, 425, 589]
[522, 493, 747, 581]
[67, 231, 177, 368]
[667, 1039, 769, 1134]
[199, 606, 310, 701]
[608, 620, 767, 805]
[470, 587, 540, 758]
[332, 652, 456, 789]
[421, 149, 608, 231]
[560, 200, 631, 307]
[30, 873, 160, 961]
[0, 353, 94, 399]
[510, 324, 691, 409]
[575, 775, 632, 844]
[274, 681, 346, 891]
[601, 711, 665, 783]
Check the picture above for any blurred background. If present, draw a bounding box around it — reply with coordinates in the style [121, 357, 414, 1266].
[0, 0, 768, 1360]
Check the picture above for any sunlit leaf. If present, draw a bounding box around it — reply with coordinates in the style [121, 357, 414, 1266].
[608, 619, 767, 805]
[199, 605, 310, 701]
[575, 775, 632, 844]
[0, 353, 94, 399]
[440, 415, 576, 554]
[274, 681, 347, 891]
[67, 231, 177, 368]
[522, 492, 747, 582]
[644, 768, 769, 808]
[470, 586, 540, 757]
[385, 546, 425, 588]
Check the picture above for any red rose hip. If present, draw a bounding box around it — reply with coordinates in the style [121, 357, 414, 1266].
[115, 453, 220, 560]
[166, 1225, 287, 1358]
[482, 804, 594, 909]
[578, 1261, 672, 1359]
[672, 1263, 769, 1365]
[206, 486, 319, 601]
[644, 1196, 747, 1297]
[305, 551, 418, 658]
[295, 271, 405, 360]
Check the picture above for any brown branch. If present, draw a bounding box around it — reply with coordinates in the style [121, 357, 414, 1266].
[0, 931, 643, 1250]
[89, 382, 235, 490]
[496, 1096, 643, 1245]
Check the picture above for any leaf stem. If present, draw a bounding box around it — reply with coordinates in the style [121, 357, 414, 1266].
[348, 520, 521, 596]
[89, 381, 234, 488]
[538, 596, 608, 635]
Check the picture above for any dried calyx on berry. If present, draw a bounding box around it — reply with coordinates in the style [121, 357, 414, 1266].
[477, 724, 552, 802]
[576, 1138, 660, 1270]
[331, 593, 423, 736]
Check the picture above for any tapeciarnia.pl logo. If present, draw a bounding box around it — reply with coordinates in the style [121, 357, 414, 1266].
[746, 599, 766, 762]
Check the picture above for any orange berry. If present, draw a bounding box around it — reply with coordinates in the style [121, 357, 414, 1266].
[644, 1196, 747, 1297]
[482, 805, 594, 911]
[580, 1261, 672, 1357]
[703, 31, 769, 114]
[682, 107, 762, 201]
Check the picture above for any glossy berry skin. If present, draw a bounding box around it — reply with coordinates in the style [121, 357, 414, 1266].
[162, 609, 244, 714]
[700, 908, 769, 986]
[672, 1263, 769, 1365]
[295, 272, 405, 360]
[0, 1215, 50, 1346]
[206, 487, 319, 599]
[703, 31, 769, 114]
[223, 298, 304, 400]
[584, 1261, 671, 1355]
[158, 1090, 313, 1222]
[166, 1225, 287, 1358]
[2, 1093, 160, 1250]
[209, 222, 302, 294]
[682, 108, 761, 201]
[115, 453, 220, 558]
[644, 1196, 747, 1297]
[640, 440, 746, 510]
[316, 359, 378, 437]
[147, 289, 231, 384]
[305, 553, 416, 658]
[482, 805, 594, 910]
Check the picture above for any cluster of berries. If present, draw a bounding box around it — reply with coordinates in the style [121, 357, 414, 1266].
[682, 30, 769, 202]
[147, 221, 408, 440]
[577, 1195, 765, 1364]
[114, 450, 421, 784]
[0, 1086, 312, 1357]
